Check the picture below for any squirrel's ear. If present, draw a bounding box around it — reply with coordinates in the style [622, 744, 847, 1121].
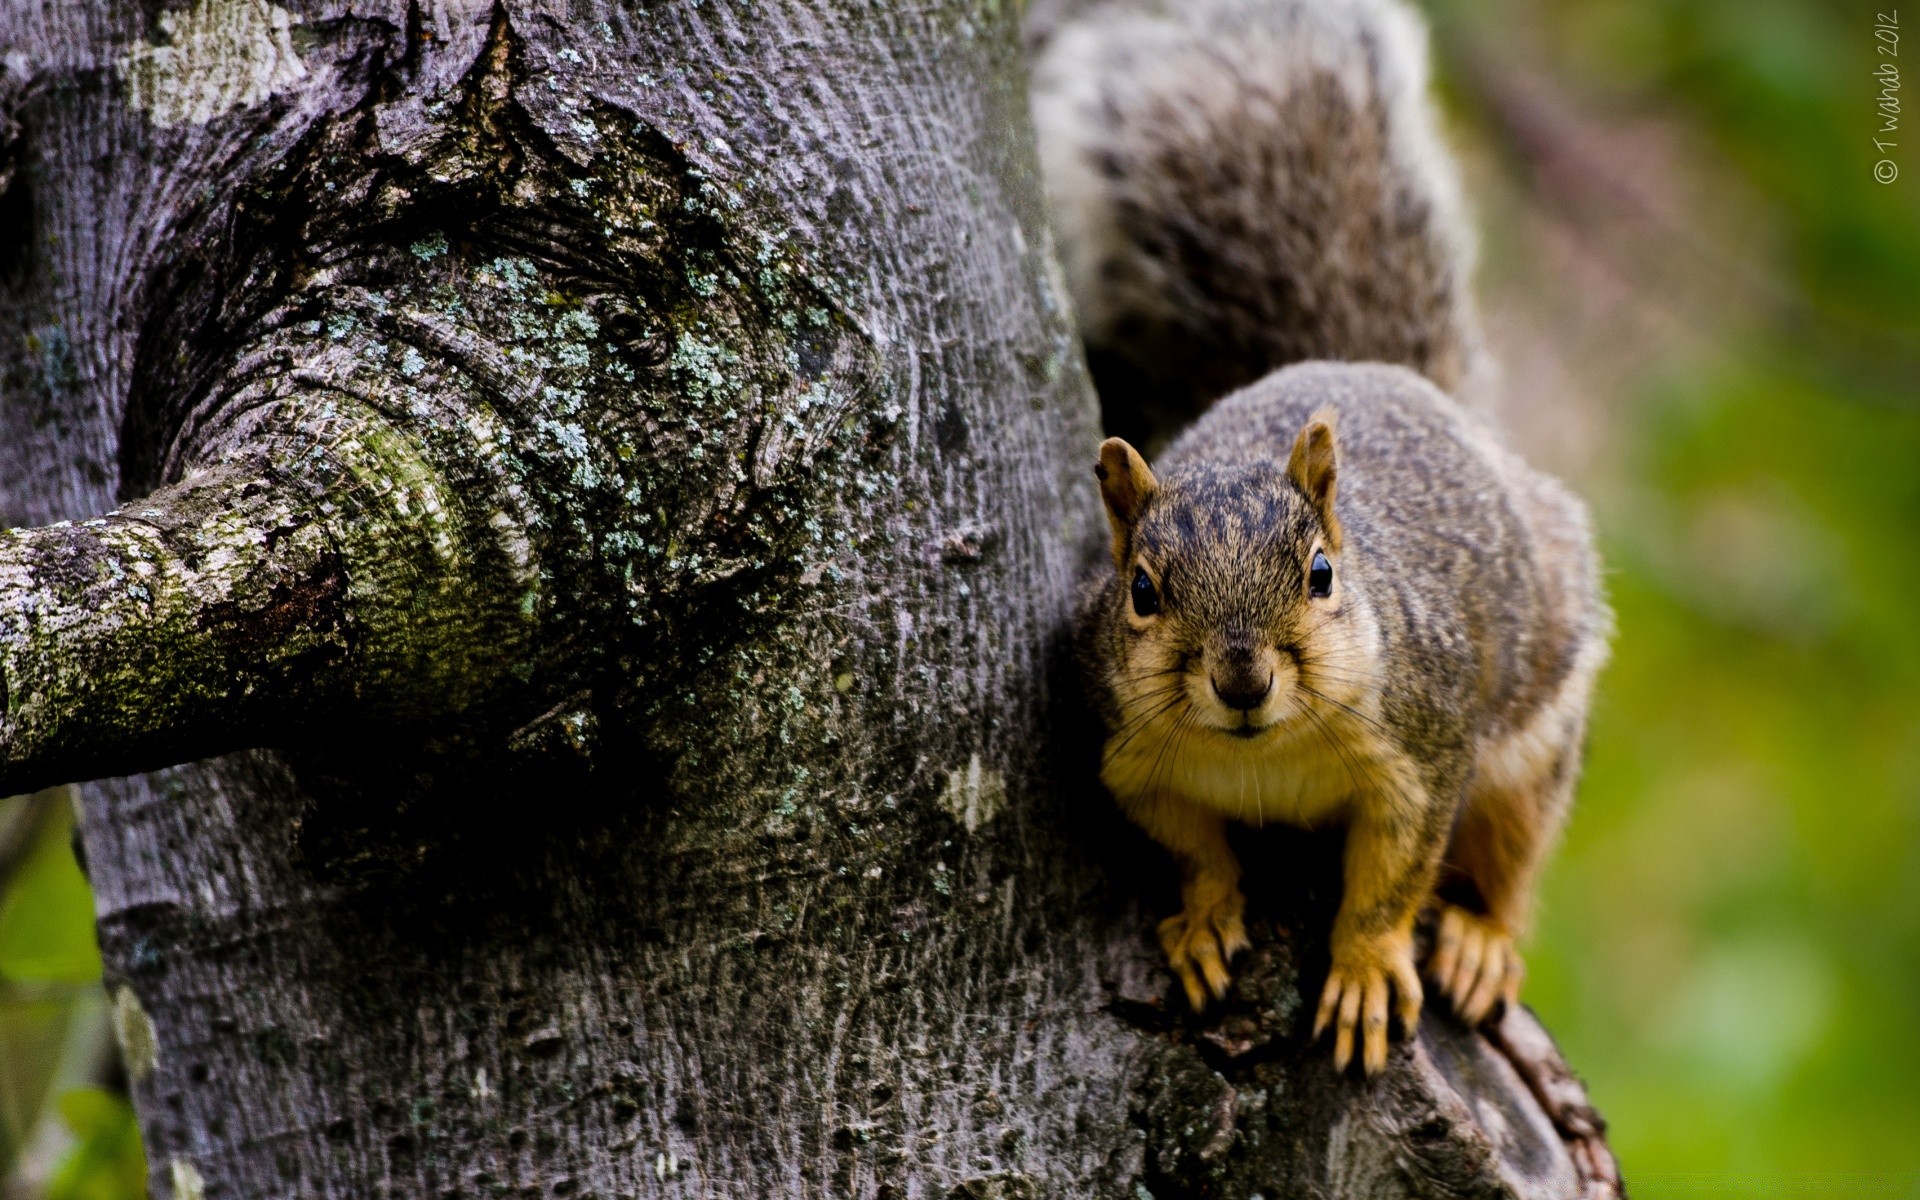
[1095, 437, 1157, 569]
[1286, 411, 1342, 551]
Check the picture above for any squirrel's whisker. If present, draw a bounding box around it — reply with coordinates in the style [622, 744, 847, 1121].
[1299, 684, 1392, 737]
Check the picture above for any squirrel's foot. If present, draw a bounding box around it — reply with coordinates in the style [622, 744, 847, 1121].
[1157, 885, 1250, 1011]
[1315, 927, 1422, 1075]
[1429, 905, 1523, 1026]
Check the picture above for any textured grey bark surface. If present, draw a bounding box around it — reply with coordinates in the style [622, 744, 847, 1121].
[0, 1, 1614, 1196]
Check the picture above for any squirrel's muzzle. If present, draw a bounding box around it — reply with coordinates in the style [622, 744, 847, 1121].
[1208, 640, 1276, 712]
[1211, 672, 1274, 712]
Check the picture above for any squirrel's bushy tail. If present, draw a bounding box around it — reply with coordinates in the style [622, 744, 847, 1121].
[1029, 0, 1486, 445]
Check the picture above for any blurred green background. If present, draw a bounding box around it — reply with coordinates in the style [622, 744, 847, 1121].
[1, 794, 143, 1200]
[2, 0, 1916, 1195]
[1425, 0, 1920, 1195]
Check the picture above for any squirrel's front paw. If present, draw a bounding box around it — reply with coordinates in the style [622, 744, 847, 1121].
[1428, 905, 1522, 1026]
[1157, 888, 1250, 1011]
[1315, 928, 1422, 1075]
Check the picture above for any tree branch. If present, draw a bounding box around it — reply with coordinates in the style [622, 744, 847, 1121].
[0, 394, 533, 796]
[1488, 1004, 1624, 1200]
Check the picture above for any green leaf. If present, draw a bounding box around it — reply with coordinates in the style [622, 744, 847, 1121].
[46, 1087, 146, 1200]
[0, 808, 102, 984]
[57, 1088, 130, 1142]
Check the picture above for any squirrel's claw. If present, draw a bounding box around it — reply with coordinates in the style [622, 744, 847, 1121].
[1430, 905, 1523, 1026]
[1158, 889, 1249, 1011]
[1316, 931, 1423, 1075]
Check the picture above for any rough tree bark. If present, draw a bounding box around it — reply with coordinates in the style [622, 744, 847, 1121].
[0, 1, 1619, 1197]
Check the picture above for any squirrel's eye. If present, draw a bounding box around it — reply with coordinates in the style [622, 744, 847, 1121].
[1131, 566, 1160, 617]
[1308, 550, 1333, 599]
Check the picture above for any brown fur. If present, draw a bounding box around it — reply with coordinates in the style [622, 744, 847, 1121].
[1075, 363, 1609, 1073]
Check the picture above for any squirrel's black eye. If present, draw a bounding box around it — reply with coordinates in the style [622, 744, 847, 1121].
[1131, 566, 1160, 617]
[1308, 550, 1333, 599]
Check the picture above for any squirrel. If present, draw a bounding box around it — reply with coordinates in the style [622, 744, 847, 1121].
[1040, 0, 1611, 1074]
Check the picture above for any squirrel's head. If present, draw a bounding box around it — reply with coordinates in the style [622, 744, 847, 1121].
[1093, 412, 1378, 743]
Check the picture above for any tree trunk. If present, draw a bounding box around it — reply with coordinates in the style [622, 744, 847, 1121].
[0, 1, 1618, 1196]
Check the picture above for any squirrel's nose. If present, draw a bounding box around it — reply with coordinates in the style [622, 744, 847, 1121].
[1211, 672, 1273, 712]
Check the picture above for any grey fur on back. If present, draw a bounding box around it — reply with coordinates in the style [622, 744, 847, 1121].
[1030, 0, 1488, 446]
